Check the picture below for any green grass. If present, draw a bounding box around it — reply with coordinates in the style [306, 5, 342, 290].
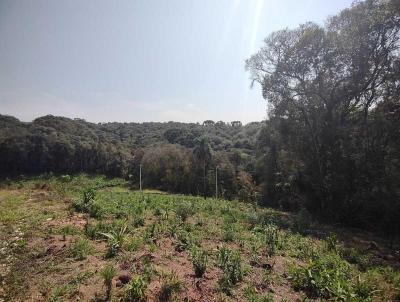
[69, 238, 94, 260]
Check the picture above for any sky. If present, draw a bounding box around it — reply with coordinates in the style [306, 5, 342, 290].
[0, 0, 352, 124]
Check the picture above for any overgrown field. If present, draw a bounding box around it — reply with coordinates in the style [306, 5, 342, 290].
[0, 175, 399, 301]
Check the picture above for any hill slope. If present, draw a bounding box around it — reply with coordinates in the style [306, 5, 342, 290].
[0, 175, 399, 301]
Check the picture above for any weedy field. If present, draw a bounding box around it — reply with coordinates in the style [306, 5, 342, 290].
[0, 175, 399, 302]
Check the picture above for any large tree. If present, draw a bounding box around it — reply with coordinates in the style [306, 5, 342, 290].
[247, 0, 400, 231]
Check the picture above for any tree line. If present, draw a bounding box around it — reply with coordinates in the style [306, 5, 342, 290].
[247, 0, 400, 239]
[0, 114, 261, 201]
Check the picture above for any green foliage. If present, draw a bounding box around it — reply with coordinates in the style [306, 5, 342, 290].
[101, 265, 116, 288]
[244, 285, 274, 302]
[174, 229, 195, 252]
[324, 233, 339, 253]
[72, 188, 103, 218]
[100, 224, 127, 257]
[124, 276, 148, 302]
[264, 223, 280, 256]
[217, 246, 243, 294]
[190, 247, 208, 277]
[159, 273, 183, 301]
[246, 0, 400, 235]
[341, 248, 371, 271]
[289, 253, 379, 300]
[175, 201, 195, 222]
[69, 238, 94, 260]
[101, 265, 117, 299]
[222, 224, 235, 242]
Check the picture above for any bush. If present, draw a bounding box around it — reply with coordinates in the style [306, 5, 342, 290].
[124, 276, 148, 302]
[289, 253, 353, 299]
[175, 201, 194, 222]
[101, 265, 116, 299]
[341, 248, 370, 271]
[190, 247, 208, 277]
[324, 233, 339, 253]
[222, 224, 235, 242]
[69, 238, 93, 260]
[175, 229, 194, 252]
[72, 188, 103, 218]
[264, 223, 280, 256]
[100, 225, 127, 257]
[217, 246, 243, 294]
[159, 273, 183, 301]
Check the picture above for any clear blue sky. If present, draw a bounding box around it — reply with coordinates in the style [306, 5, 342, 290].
[0, 0, 352, 123]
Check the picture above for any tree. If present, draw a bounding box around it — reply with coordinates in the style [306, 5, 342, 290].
[246, 0, 400, 231]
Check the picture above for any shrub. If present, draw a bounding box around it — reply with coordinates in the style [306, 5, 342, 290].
[132, 215, 145, 227]
[175, 201, 194, 222]
[144, 223, 158, 242]
[72, 188, 103, 218]
[342, 248, 370, 271]
[217, 246, 243, 294]
[69, 238, 93, 260]
[222, 224, 235, 242]
[124, 276, 148, 302]
[159, 273, 183, 301]
[247, 211, 261, 229]
[289, 253, 353, 299]
[100, 225, 127, 257]
[264, 223, 280, 256]
[101, 265, 116, 299]
[175, 229, 194, 252]
[324, 233, 339, 253]
[190, 247, 208, 277]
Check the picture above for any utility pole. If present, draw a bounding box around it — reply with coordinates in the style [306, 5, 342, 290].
[139, 164, 142, 192]
[215, 166, 218, 199]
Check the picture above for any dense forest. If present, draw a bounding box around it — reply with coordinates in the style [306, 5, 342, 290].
[1, 0, 399, 239]
[0, 114, 263, 200]
[247, 0, 400, 238]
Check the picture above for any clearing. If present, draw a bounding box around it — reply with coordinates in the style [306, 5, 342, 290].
[0, 175, 399, 301]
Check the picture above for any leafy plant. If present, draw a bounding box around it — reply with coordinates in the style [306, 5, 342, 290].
[159, 273, 183, 301]
[222, 224, 235, 242]
[264, 223, 280, 256]
[132, 215, 145, 227]
[100, 224, 127, 257]
[69, 238, 94, 260]
[175, 201, 194, 222]
[244, 285, 274, 302]
[190, 247, 208, 277]
[217, 246, 243, 294]
[124, 276, 148, 302]
[289, 253, 353, 300]
[324, 233, 338, 253]
[72, 188, 103, 218]
[101, 265, 116, 300]
[174, 229, 194, 252]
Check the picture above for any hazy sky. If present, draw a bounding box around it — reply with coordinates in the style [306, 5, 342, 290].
[0, 0, 352, 123]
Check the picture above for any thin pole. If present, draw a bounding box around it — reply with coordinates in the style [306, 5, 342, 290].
[139, 164, 142, 192]
[215, 166, 218, 199]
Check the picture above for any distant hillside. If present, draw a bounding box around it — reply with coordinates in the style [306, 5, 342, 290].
[0, 114, 264, 199]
